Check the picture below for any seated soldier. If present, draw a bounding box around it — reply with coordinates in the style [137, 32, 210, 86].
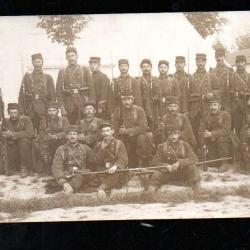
[1, 103, 34, 177]
[52, 125, 96, 195]
[146, 123, 201, 193]
[78, 102, 104, 148]
[155, 96, 197, 149]
[93, 122, 128, 199]
[112, 94, 152, 168]
[239, 115, 250, 172]
[198, 95, 231, 172]
[35, 101, 69, 174]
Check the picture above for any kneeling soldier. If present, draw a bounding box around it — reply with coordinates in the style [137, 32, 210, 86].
[1, 103, 34, 177]
[52, 125, 96, 195]
[35, 101, 69, 173]
[78, 102, 104, 148]
[94, 122, 128, 199]
[146, 123, 201, 193]
[112, 94, 151, 168]
[198, 95, 231, 171]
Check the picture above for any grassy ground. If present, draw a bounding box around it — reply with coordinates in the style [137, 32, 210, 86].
[0, 166, 249, 221]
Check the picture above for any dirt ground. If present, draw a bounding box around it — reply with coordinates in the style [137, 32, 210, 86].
[0, 166, 249, 222]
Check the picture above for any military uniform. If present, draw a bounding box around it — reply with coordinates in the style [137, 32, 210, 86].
[209, 49, 234, 111]
[189, 54, 220, 137]
[36, 104, 69, 172]
[52, 126, 96, 192]
[112, 59, 143, 110]
[93, 130, 128, 190]
[156, 60, 181, 115]
[112, 104, 150, 168]
[79, 116, 104, 148]
[159, 111, 197, 150]
[56, 48, 96, 124]
[2, 103, 34, 175]
[198, 96, 231, 165]
[148, 129, 200, 190]
[89, 57, 111, 120]
[229, 55, 250, 136]
[172, 56, 190, 113]
[18, 53, 56, 133]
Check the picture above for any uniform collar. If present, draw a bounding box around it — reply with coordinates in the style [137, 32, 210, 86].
[67, 142, 80, 148]
[32, 68, 43, 74]
[159, 74, 169, 79]
[196, 68, 206, 74]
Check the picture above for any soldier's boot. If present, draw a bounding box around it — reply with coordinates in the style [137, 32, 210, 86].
[97, 184, 107, 201]
[20, 166, 28, 178]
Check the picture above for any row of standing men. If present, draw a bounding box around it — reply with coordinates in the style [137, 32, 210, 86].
[0, 46, 250, 195]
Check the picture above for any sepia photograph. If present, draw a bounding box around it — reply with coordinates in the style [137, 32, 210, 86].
[0, 11, 250, 223]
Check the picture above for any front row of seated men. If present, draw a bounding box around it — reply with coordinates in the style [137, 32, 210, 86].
[0, 93, 248, 196]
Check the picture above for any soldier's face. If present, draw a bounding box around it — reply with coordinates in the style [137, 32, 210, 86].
[84, 105, 96, 118]
[158, 64, 169, 75]
[175, 61, 185, 71]
[66, 131, 78, 144]
[119, 64, 129, 74]
[66, 52, 78, 65]
[8, 109, 19, 120]
[89, 62, 100, 72]
[215, 55, 225, 65]
[32, 59, 43, 70]
[236, 60, 246, 71]
[169, 131, 180, 143]
[122, 97, 134, 109]
[141, 63, 152, 75]
[101, 127, 114, 138]
[196, 59, 206, 69]
[209, 102, 221, 113]
[167, 103, 179, 115]
[48, 108, 58, 118]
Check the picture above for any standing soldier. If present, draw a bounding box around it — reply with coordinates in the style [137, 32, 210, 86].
[1, 103, 34, 177]
[35, 101, 69, 174]
[18, 53, 56, 134]
[138, 59, 158, 131]
[113, 59, 143, 110]
[230, 55, 250, 136]
[172, 56, 190, 113]
[209, 48, 234, 111]
[145, 123, 201, 194]
[88, 57, 111, 120]
[78, 102, 104, 148]
[52, 125, 96, 195]
[154, 96, 197, 149]
[155, 60, 181, 116]
[198, 95, 231, 172]
[111, 94, 151, 168]
[189, 53, 220, 138]
[56, 47, 96, 124]
[93, 122, 128, 199]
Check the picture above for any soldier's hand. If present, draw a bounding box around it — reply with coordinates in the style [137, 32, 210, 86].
[172, 161, 179, 172]
[203, 130, 212, 138]
[108, 165, 117, 174]
[48, 133, 57, 140]
[63, 183, 74, 196]
[165, 165, 173, 173]
[101, 137, 111, 149]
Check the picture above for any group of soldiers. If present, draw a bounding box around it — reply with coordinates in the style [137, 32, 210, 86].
[0, 46, 249, 198]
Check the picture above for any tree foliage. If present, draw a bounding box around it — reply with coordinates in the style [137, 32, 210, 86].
[236, 31, 250, 50]
[37, 15, 92, 47]
[184, 12, 228, 39]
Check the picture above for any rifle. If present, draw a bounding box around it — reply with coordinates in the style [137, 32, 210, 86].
[74, 157, 232, 177]
[226, 69, 230, 112]
[0, 88, 8, 175]
[199, 118, 208, 171]
[158, 85, 165, 145]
